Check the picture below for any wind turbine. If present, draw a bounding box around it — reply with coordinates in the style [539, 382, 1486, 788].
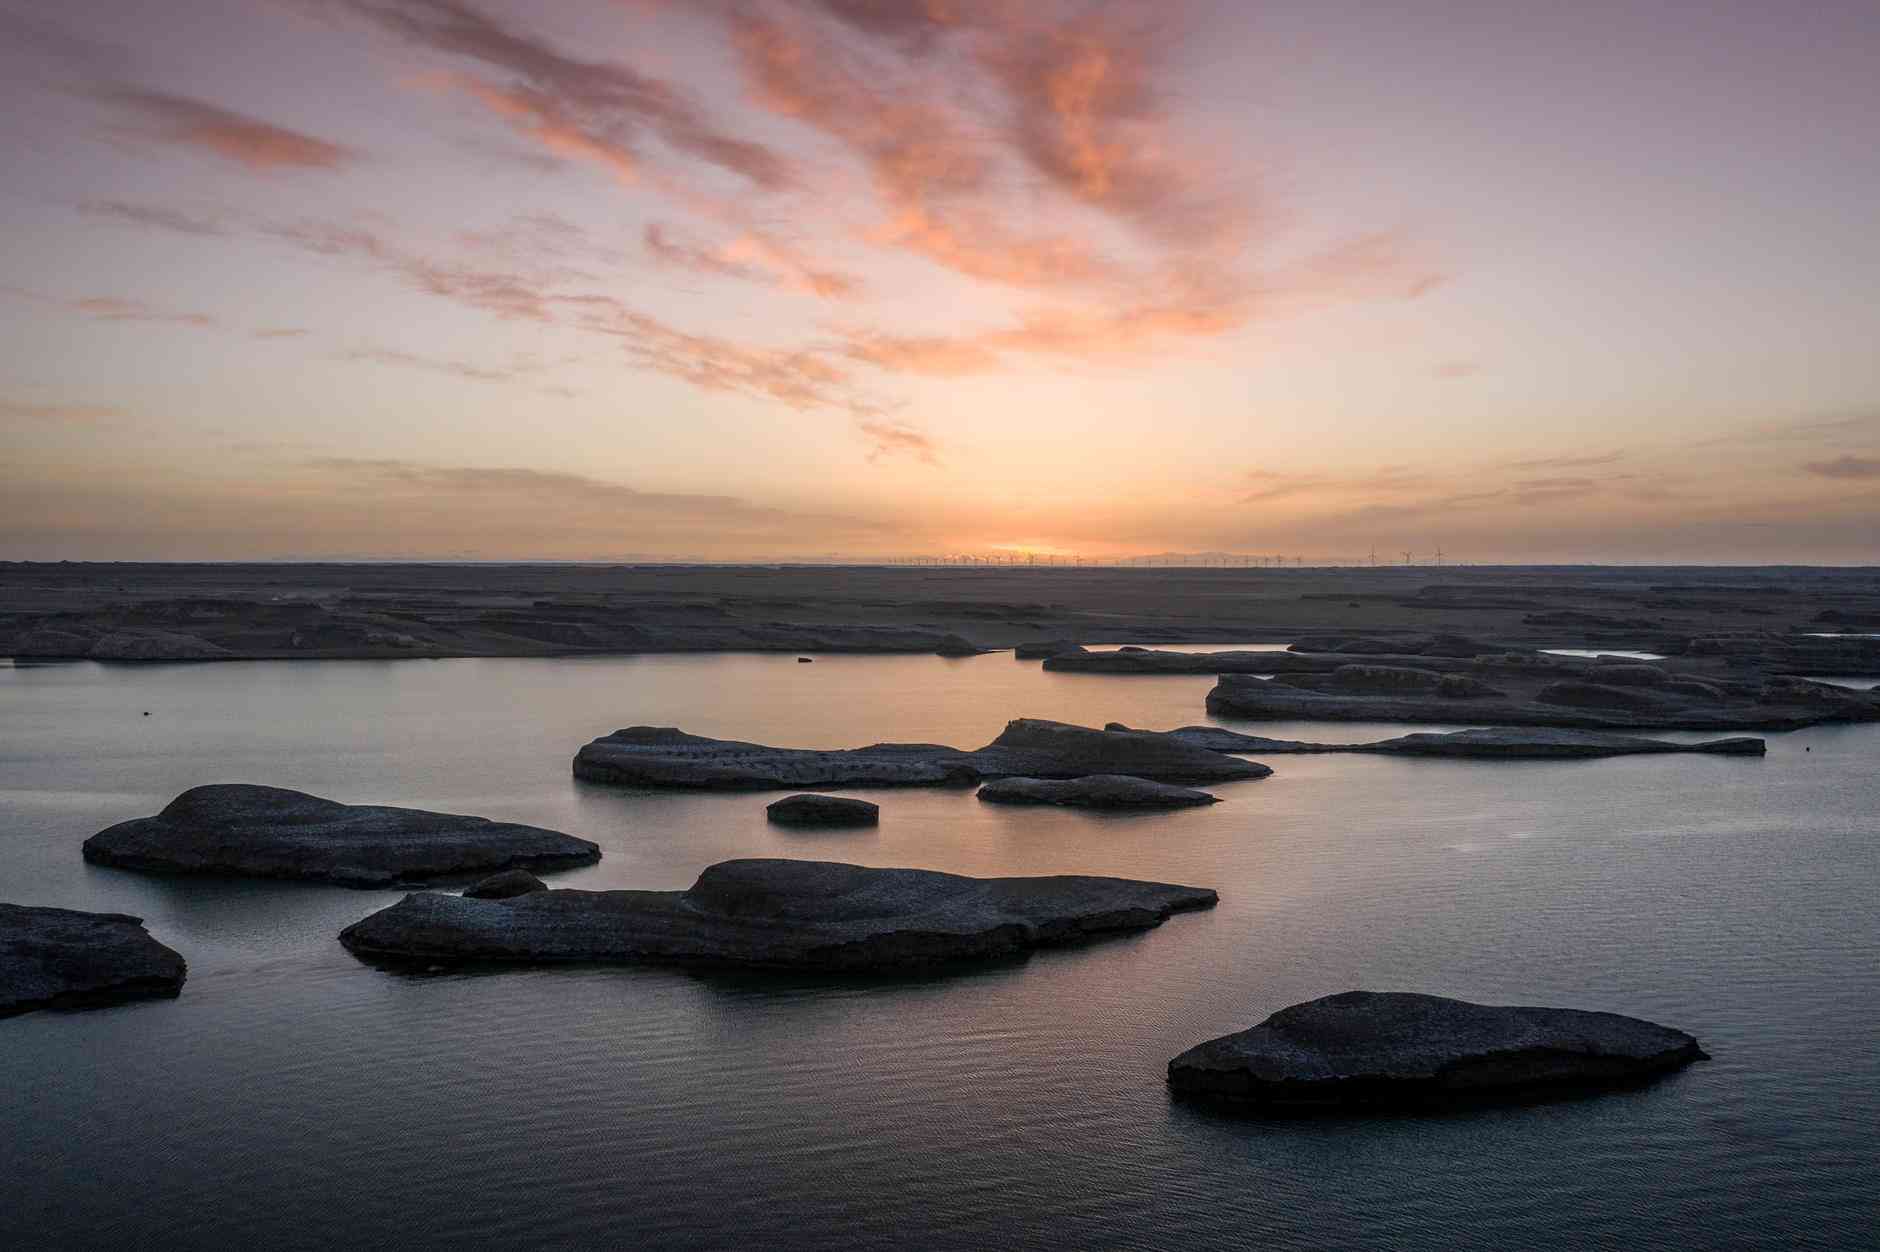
[1402, 549, 1413, 567]
[1433, 544, 1445, 567]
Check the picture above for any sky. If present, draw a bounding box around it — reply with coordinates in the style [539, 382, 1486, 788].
[2, 0, 1877, 564]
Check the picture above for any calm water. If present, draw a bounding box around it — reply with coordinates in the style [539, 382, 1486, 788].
[2, 654, 1876, 1251]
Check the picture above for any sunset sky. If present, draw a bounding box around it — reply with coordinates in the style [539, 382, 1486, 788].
[4, 0, 1877, 563]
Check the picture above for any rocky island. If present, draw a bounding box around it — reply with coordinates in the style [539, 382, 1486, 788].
[765, 795, 882, 827]
[1, 904, 188, 1017]
[1167, 991, 1707, 1109]
[84, 784, 602, 887]
[572, 719, 1272, 791]
[976, 775, 1219, 809]
[339, 858, 1218, 971]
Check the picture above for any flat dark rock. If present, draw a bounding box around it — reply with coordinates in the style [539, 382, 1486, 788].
[573, 718, 1271, 791]
[766, 795, 881, 827]
[463, 869, 549, 899]
[1, 904, 187, 1018]
[1046, 647, 1483, 675]
[1206, 672, 1871, 730]
[1168, 991, 1706, 1109]
[339, 858, 1219, 972]
[976, 775, 1218, 809]
[1110, 723, 1764, 757]
[84, 784, 602, 888]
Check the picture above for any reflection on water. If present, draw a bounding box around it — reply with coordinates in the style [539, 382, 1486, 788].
[1082, 641, 1294, 653]
[1540, 648, 1668, 660]
[2, 655, 1876, 1250]
[1797, 674, 1880, 690]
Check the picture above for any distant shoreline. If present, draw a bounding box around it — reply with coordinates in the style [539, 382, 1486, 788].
[4, 563, 1877, 665]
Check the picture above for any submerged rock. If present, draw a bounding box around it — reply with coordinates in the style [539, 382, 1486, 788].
[1, 904, 187, 1017]
[1013, 639, 1080, 659]
[976, 775, 1218, 809]
[463, 869, 549, 899]
[339, 858, 1218, 971]
[573, 718, 1271, 791]
[766, 795, 881, 827]
[84, 785, 601, 888]
[1167, 991, 1706, 1108]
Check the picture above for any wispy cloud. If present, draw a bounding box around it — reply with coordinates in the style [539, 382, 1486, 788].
[857, 418, 940, 465]
[2, 285, 218, 328]
[1505, 450, 1626, 471]
[1802, 454, 1880, 480]
[339, 344, 577, 397]
[644, 223, 859, 299]
[94, 87, 357, 171]
[318, 0, 791, 187]
[339, 345, 522, 383]
[0, 398, 121, 422]
[302, 455, 902, 536]
[79, 200, 230, 236]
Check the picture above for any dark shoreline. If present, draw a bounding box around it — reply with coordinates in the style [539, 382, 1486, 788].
[5, 562, 1879, 664]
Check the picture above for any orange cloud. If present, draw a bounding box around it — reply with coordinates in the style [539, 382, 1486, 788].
[96, 88, 356, 170]
[732, 6, 1119, 290]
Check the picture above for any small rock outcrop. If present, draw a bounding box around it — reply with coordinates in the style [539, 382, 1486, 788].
[1, 904, 187, 1017]
[1013, 639, 1080, 659]
[1167, 991, 1706, 1109]
[573, 719, 1271, 791]
[463, 869, 549, 899]
[340, 858, 1218, 972]
[766, 795, 881, 827]
[976, 775, 1218, 809]
[84, 785, 602, 887]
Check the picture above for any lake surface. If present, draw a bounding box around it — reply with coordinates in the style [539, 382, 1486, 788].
[2, 654, 1876, 1251]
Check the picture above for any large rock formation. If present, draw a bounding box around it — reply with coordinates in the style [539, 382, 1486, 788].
[1207, 670, 1874, 730]
[572, 719, 1272, 791]
[766, 795, 881, 827]
[976, 775, 1218, 809]
[1167, 991, 1706, 1108]
[84, 785, 602, 888]
[1, 904, 187, 1017]
[1105, 723, 1765, 758]
[339, 858, 1219, 971]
